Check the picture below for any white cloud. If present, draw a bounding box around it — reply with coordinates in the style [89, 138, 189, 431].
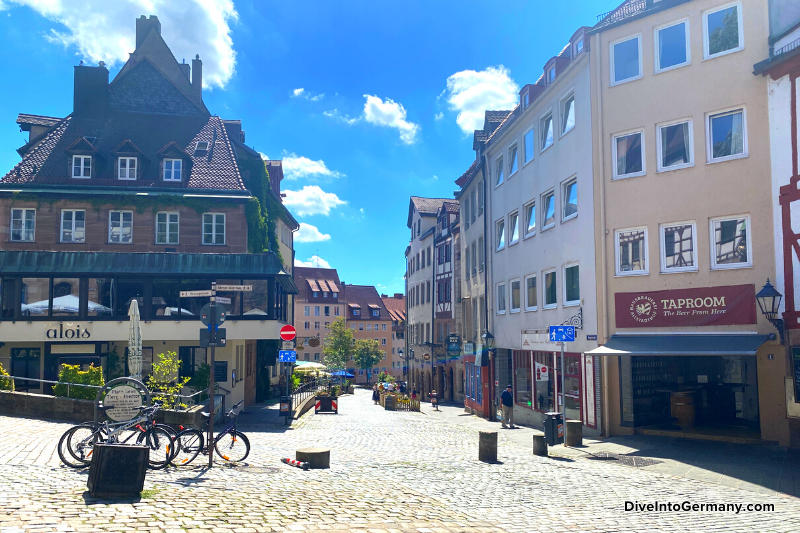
[323, 108, 359, 125]
[434, 112, 444, 121]
[294, 255, 331, 269]
[444, 65, 519, 134]
[292, 87, 324, 101]
[281, 152, 344, 180]
[295, 223, 331, 243]
[2, 0, 238, 89]
[282, 185, 346, 216]
[362, 95, 420, 144]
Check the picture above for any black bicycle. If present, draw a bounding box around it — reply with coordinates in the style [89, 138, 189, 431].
[171, 400, 249, 466]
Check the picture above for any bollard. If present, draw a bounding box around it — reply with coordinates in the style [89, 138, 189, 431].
[532, 434, 548, 457]
[296, 447, 330, 469]
[565, 420, 583, 447]
[478, 431, 498, 463]
[281, 457, 310, 471]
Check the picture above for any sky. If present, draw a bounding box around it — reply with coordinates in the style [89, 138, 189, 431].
[0, 0, 613, 295]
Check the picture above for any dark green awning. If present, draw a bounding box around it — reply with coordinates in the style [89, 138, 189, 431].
[587, 334, 771, 357]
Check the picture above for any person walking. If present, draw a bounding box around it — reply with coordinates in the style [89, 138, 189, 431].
[372, 384, 380, 405]
[411, 384, 417, 400]
[500, 385, 515, 429]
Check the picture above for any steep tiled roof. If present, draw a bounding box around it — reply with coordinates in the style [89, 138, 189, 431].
[342, 285, 389, 321]
[17, 114, 62, 128]
[455, 160, 480, 188]
[443, 201, 459, 214]
[410, 197, 452, 215]
[294, 267, 342, 303]
[110, 59, 207, 117]
[381, 294, 406, 324]
[486, 104, 521, 144]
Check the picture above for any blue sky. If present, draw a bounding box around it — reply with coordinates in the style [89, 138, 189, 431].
[0, 0, 612, 295]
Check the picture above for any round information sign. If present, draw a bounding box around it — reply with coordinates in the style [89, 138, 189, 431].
[103, 384, 145, 422]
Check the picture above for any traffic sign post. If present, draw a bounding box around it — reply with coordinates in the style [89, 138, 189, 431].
[278, 350, 297, 363]
[280, 325, 297, 341]
[549, 325, 575, 446]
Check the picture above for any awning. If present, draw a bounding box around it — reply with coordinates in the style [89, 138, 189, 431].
[587, 334, 771, 357]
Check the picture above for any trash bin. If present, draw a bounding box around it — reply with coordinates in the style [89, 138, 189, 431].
[543, 412, 563, 446]
[280, 396, 292, 417]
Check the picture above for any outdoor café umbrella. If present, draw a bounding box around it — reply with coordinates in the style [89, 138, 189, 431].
[127, 299, 142, 379]
[330, 370, 355, 378]
[295, 361, 326, 369]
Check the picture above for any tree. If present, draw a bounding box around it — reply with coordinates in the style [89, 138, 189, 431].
[146, 351, 191, 409]
[322, 317, 354, 372]
[354, 339, 384, 383]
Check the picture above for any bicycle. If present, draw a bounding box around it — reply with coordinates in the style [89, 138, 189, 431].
[171, 400, 249, 466]
[58, 405, 175, 470]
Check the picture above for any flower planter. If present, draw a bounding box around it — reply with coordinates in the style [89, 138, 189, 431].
[314, 395, 338, 414]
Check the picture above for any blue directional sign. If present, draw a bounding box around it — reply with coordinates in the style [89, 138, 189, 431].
[549, 325, 576, 342]
[278, 350, 297, 363]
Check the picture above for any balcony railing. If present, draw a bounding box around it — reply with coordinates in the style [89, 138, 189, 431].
[596, 0, 648, 25]
[775, 37, 800, 57]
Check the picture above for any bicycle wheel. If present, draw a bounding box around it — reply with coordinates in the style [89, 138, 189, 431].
[136, 427, 173, 470]
[61, 424, 102, 468]
[171, 428, 204, 467]
[156, 424, 179, 462]
[214, 430, 250, 463]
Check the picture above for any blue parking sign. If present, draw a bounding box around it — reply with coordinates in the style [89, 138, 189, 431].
[549, 325, 575, 343]
[279, 350, 297, 363]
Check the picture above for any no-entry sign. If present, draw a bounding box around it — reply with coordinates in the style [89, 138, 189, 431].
[280, 325, 297, 341]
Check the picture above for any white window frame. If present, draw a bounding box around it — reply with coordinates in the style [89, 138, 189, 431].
[614, 227, 650, 276]
[540, 110, 554, 152]
[523, 126, 535, 166]
[507, 143, 519, 177]
[548, 66, 556, 83]
[108, 210, 133, 244]
[563, 263, 581, 307]
[163, 158, 183, 182]
[659, 220, 698, 273]
[495, 218, 506, 252]
[559, 91, 576, 137]
[509, 278, 521, 314]
[543, 269, 558, 310]
[654, 18, 691, 74]
[72, 155, 91, 179]
[155, 211, 180, 245]
[496, 282, 507, 315]
[703, 1, 744, 61]
[524, 274, 538, 312]
[709, 214, 753, 270]
[612, 128, 647, 180]
[610, 33, 643, 86]
[541, 190, 556, 231]
[202, 212, 226, 246]
[10, 208, 35, 242]
[656, 118, 694, 172]
[561, 176, 578, 222]
[60, 209, 86, 243]
[508, 210, 520, 246]
[523, 200, 536, 239]
[117, 157, 137, 180]
[494, 155, 504, 187]
[706, 107, 748, 163]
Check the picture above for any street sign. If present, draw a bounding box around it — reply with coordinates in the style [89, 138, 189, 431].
[200, 327, 227, 348]
[280, 325, 297, 341]
[201, 304, 226, 327]
[216, 284, 253, 292]
[279, 350, 297, 363]
[180, 290, 213, 298]
[216, 296, 232, 305]
[549, 325, 576, 343]
[423, 353, 431, 361]
[282, 340, 295, 350]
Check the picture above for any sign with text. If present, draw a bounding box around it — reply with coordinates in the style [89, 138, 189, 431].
[214, 361, 228, 382]
[615, 284, 757, 328]
[103, 384, 144, 422]
[216, 284, 253, 292]
[180, 290, 213, 298]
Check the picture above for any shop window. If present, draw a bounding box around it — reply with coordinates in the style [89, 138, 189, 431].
[52, 278, 80, 317]
[243, 279, 269, 316]
[153, 278, 180, 317]
[2, 278, 17, 319]
[178, 347, 206, 379]
[514, 351, 532, 408]
[11, 348, 40, 392]
[216, 279, 243, 317]
[21, 277, 49, 316]
[115, 279, 144, 317]
[179, 279, 212, 318]
[87, 278, 113, 317]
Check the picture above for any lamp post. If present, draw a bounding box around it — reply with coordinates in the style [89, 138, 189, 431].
[481, 330, 495, 421]
[756, 279, 784, 343]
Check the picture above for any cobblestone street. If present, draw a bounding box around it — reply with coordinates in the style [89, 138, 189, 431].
[1, 389, 799, 533]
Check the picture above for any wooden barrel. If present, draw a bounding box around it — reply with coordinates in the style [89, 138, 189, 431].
[670, 391, 695, 428]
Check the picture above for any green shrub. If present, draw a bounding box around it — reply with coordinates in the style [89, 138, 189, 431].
[188, 363, 211, 403]
[0, 362, 14, 391]
[146, 351, 190, 409]
[53, 364, 104, 400]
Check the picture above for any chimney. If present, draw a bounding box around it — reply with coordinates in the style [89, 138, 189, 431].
[192, 54, 203, 99]
[394, 293, 403, 299]
[179, 58, 190, 81]
[136, 15, 161, 49]
[73, 63, 109, 116]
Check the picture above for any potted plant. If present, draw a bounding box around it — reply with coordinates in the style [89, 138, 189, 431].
[315, 384, 339, 414]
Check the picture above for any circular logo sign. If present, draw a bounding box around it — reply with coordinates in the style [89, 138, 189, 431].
[103, 384, 145, 422]
[280, 325, 297, 341]
[423, 353, 431, 361]
[629, 295, 658, 324]
[308, 336, 320, 347]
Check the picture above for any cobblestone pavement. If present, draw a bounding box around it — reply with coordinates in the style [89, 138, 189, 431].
[1, 390, 799, 533]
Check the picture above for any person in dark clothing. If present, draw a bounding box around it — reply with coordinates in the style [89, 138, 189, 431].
[372, 384, 380, 405]
[500, 385, 515, 428]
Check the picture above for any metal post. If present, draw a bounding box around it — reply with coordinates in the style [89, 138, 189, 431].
[560, 341, 566, 446]
[207, 281, 216, 468]
[285, 361, 291, 426]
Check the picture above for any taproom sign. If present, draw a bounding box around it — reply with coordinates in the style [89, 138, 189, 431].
[615, 284, 757, 328]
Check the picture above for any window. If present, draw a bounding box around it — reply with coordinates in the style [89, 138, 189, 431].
[108, 211, 133, 244]
[60, 210, 85, 243]
[525, 275, 537, 311]
[367, 323, 372, 331]
[514, 351, 532, 408]
[323, 291, 329, 298]
[304, 305, 310, 316]
[524, 128, 535, 165]
[544, 270, 557, 309]
[117, 157, 137, 180]
[561, 94, 575, 135]
[471, 190, 477, 223]
[155, 212, 179, 244]
[381, 338, 387, 346]
[314, 322, 320, 330]
[611, 35, 642, 85]
[523, 92, 529, 108]
[202, 213, 225, 245]
[562, 179, 578, 220]
[10, 208, 35, 242]
[576, 39, 584, 54]
[548, 66, 556, 83]
[564, 264, 580, 306]
[334, 306, 340, 316]
[313, 291, 319, 298]
[372, 309, 380, 317]
[496, 283, 506, 314]
[540, 112, 554, 151]
[304, 321, 310, 329]
[324, 305, 330, 316]
[509, 211, 519, 245]
[478, 182, 484, 214]
[382, 323, 386, 331]
[354, 308, 361, 317]
[163, 159, 182, 181]
[510, 279, 521, 313]
[704, 2, 743, 59]
[496, 219, 505, 251]
[524, 201, 536, 237]
[542, 191, 555, 229]
[72, 156, 91, 179]
[495, 156, 504, 186]
[657, 120, 693, 171]
[613, 130, 645, 179]
[471, 242, 477, 276]
[707, 108, 746, 162]
[508, 144, 518, 175]
[656, 20, 690, 72]
[464, 200, 470, 229]
[661, 222, 697, 272]
[315, 305, 320, 316]
[710, 215, 751, 269]
[615, 228, 648, 275]
[465, 244, 471, 277]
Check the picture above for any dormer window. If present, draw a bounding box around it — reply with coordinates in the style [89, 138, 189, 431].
[118, 157, 137, 180]
[523, 92, 529, 109]
[195, 141, 209, 152]
[72, 155, 91, 179]
[548, 67, 556, 83]
[164, 159, 182, 181]
[576, 39, 584, 54]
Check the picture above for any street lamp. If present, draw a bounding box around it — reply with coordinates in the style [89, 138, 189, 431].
[756, 279, 784, 342]
[481, 330, 495, 351]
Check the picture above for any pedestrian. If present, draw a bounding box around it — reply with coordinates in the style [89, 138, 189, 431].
[411, 384, 417, 400]
[387, 381, 395, 392]
[500, 385, 515, 428]
[399, 381, 406, 394]
[372, 384, 380, 405]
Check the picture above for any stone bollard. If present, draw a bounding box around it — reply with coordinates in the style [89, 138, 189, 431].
[532, 434, 548, 457]
[296, 447, 330, 469]
[478, 431, 498, 463]
[565, 420, 583, 447]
